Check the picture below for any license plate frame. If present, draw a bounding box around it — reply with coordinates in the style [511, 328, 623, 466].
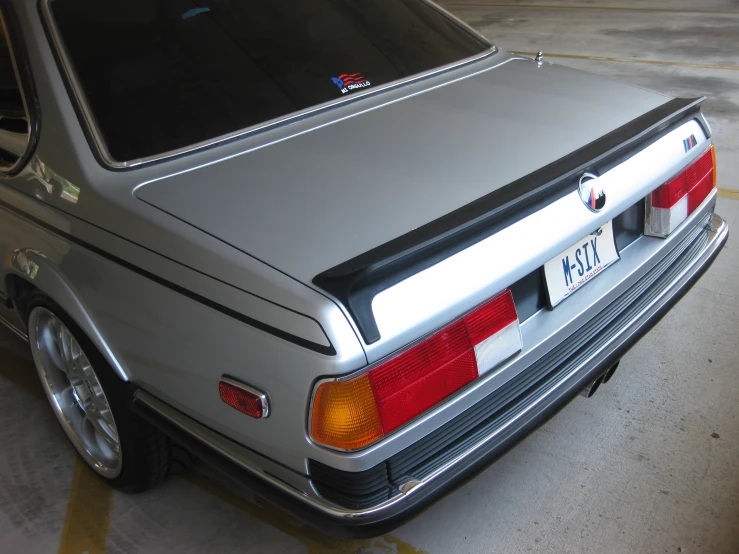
[543, 220, 620, 308]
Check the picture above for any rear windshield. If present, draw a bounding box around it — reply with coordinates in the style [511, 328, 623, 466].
[49, 0, 490, 164]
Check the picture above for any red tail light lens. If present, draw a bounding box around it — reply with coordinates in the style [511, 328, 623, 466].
[311, 290, 521, 450]
[646, 145, 716, 237]
[464, 290, 519, 344]
[686, 148, 716, 212]
[651, 173, 690, 209]
[369, 320, 478, 434]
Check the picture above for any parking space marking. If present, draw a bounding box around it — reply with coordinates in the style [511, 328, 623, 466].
[514, 51, 739, 71]
[185, 472, 427, 554]
[718, 188, 739, 200]
[57, 460, 114, 554]
[445, 3, 739, 16]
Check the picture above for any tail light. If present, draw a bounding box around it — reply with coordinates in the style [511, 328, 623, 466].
[310, 290, 521, 450]
[645, 145, 716, 237]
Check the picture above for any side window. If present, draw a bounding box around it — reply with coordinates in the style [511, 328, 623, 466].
[0, 13, 30, 171]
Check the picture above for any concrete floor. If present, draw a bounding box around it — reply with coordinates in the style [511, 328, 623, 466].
[2, 1, 738, 553]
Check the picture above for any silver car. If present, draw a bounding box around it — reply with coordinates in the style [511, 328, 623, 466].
[0, 0, 728, 536]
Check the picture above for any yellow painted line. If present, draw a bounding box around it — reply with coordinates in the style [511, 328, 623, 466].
[185, 472, 427, 554]
[718, 188, 739, 200]
[514, 51, 739, 71]
[445, 2, 739, 16]
[58, 460, 114, 554]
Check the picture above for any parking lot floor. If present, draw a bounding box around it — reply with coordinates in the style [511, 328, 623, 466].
[1, 1, 738, 553]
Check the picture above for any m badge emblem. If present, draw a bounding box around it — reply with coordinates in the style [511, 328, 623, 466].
[578, 172, 606, 212]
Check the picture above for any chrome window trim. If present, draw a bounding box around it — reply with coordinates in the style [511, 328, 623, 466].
[39, 0, 497, 170]
[220, 375, 270, 419]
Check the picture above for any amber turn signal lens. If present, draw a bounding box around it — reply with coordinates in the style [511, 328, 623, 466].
[311, 373, 383, 450]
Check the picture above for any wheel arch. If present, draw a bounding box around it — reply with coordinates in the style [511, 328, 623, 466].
[3, 249, 130, 381]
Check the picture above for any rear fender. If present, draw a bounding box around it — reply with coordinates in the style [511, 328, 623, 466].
[2, 249, 129, 381]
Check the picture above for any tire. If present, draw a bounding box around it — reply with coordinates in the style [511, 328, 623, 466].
[26, 291, 176, 493]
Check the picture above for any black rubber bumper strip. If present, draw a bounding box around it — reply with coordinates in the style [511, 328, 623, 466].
[313, 97, 708, 344]
[134, 218, 726, 539]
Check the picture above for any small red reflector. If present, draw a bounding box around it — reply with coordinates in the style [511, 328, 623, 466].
[219, 380, 268, 418]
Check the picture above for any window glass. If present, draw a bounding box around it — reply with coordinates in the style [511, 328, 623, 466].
[0, 16, 30, 168]
[49, 0, 490, 163]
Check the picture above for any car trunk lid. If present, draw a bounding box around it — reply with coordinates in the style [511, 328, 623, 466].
[135, 57, 669, 287]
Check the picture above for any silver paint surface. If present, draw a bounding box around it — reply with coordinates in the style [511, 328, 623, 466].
[0, 0, 724, 499]
[134, 56, 669, 285]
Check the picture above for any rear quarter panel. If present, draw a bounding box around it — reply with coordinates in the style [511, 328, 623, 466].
[0, 180, 366, 474]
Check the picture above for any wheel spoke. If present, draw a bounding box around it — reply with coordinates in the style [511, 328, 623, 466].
[81, 362, 104, 398]
[70, 340, 82, 367]
[88, 413, 119, 452]
[58, 384, 77, 411]
[98, 407, 116, 427]
[79, 359, 93, 375]
[55, 323, 74, 377]
[61, 327, 77, 373]
[39, 325, 65, 374]
[30, 308, 122, 477]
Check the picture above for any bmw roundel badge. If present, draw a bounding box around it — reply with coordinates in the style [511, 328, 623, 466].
[578, 172, 606, 212]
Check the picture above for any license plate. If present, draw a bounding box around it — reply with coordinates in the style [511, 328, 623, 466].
[543, 220, 619, 307]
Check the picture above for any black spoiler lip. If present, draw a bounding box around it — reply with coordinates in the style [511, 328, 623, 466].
[313, 96, 708, 344]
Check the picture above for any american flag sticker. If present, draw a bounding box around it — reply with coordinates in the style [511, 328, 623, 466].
[331, 72, 371, 94]
[683, 134, 698, 152]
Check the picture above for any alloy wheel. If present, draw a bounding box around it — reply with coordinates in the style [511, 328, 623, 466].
[28, 308, 122, 478]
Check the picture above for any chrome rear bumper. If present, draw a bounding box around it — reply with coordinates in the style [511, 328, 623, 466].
[133, 211, 728, 537]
